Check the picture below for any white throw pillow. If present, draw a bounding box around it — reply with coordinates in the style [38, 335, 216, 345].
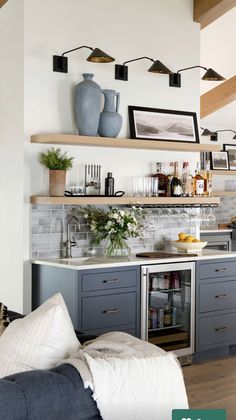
[0, 293, 80, 378]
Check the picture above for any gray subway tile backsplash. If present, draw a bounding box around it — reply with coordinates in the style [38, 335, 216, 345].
[31, 204, 199, 259]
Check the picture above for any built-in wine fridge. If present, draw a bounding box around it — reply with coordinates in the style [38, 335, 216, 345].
[141, 262, 195, 358]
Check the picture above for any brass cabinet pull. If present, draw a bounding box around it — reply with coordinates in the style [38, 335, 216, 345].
[102, 279, 119, 283]
[215, 326, 230, 332]
[103, 309, 120, 314]
[215, 294, 228, 299]
[215, 268, 227, 272]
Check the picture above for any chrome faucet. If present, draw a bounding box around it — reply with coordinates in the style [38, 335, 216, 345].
[64, 214, 81, 258]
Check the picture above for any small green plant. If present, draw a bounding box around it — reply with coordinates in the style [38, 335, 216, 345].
[39, 147, 74, 171]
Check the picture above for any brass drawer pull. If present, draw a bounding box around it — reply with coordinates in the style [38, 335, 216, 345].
[103, 309, 120, 314]
[215, 268, 227, 272]
[215, 326, 230, 332]
[215, 294, 228, 299]
[102, 279, 119, 284]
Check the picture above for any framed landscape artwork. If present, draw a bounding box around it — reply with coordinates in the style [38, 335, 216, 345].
[211, 151, 229, 170]
[128, 106, 199, 144]
[223, 144, 236, 170]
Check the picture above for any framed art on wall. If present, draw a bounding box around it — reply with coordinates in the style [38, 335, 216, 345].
[223, 144, 236, 170]
[128, 106, 199, 143]
[211, 151, 229, 170]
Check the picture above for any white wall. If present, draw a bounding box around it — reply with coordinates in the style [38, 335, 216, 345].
[200, 8, 236, 192]
[0, 0, 24, 312]
[2, 0, 201, 311]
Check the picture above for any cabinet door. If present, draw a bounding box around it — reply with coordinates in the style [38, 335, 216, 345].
[199, 279, 236, 313]
[199, 312, 236, 348]
[81, 292, 136, 331]
[81, 269, 137, 292]
[32, 264, 77, 327]
[198, 260, 236, 279]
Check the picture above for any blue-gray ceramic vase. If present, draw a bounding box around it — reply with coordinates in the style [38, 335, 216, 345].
[98, 89, 122, 138]
[74, 73, 101, 136]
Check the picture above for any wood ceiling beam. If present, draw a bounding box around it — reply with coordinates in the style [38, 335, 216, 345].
[201, 75, 236, 118]
[194, 0, 236, 29]
[0, 0, 8, 7]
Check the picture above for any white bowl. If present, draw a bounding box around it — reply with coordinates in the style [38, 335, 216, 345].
[172, 240, 207, 253]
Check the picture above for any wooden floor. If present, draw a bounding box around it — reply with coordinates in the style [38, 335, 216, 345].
[183, 356, 236, 420]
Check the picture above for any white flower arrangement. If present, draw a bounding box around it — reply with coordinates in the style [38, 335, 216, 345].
[82, 206, 144, 256]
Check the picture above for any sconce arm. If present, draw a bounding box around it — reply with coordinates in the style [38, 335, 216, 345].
[62, 45, 94, 57]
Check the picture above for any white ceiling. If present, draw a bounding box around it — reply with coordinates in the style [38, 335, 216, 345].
[200, 7, 236, 131]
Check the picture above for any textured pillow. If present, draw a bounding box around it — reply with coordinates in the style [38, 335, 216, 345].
[0, 303, 10, 336]
[0, 293, 80, 378]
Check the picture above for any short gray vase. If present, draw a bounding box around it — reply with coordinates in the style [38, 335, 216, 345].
[74, 73, 101, 136]
[98, 89, 122, 138]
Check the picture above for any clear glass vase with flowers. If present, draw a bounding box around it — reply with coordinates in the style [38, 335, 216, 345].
[83, 206, 143, 257]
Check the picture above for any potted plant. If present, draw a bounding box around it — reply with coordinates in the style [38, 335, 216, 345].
[40, 148, 74, 196]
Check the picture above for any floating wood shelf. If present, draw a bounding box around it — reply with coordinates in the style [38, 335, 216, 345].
[212, 170, 236, 175]
[30, 134, 221, 153]
[30, 195, 220, 206]
[213, 191, 236, 196]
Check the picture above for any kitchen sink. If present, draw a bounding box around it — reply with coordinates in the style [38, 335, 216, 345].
[58, 257, 90, 263]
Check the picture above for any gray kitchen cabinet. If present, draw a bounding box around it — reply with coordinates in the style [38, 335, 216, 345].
[32, 264, 140, 337]
[200, 231, 232, 251]
[195, 257, 236, 362]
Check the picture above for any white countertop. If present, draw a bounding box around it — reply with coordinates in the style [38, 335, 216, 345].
[32, 249, 236, 271]
[200, 228, 232, 233]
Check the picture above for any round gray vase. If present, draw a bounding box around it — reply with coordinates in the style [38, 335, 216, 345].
[74, 73, 101, 136]
[98, 89, 123, 138]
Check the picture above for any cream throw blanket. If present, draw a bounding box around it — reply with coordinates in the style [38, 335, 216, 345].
[61, 332, 188, 420]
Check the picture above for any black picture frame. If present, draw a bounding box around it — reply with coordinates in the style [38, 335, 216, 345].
[128, 106, 199, 144]
[223, 144, 236, 170]
[211, 151, 229, 170]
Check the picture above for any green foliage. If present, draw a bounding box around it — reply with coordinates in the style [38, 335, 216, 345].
[39, 147, 74, 171]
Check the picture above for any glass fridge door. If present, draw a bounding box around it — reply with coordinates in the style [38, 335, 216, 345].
[141, 262, 195, 356]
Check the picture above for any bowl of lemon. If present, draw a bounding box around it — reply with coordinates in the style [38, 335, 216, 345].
[172, 233, 207, 253]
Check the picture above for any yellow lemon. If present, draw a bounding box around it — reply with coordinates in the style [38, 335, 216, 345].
[184, 236, 194, 242]
[178, 232, 187, 241]
[193, 239, 201, 243]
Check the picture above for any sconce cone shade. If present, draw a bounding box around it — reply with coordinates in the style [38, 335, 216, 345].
[201, 128, 214, 136]
[202, 68, 225, 81]
[148, 60, 172, 74]
[87, 48, 115, 63]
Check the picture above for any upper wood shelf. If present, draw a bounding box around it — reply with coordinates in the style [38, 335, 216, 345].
[30, 134, 221, 153]
[212, 170, 236, 175]
[213, 191, 236, 196]
[30, 195, 220, 206]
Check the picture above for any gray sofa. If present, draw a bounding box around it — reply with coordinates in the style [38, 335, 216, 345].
[0, 311, 102, 420]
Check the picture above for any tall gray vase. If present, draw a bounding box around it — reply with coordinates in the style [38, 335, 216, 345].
[74, 73, 101, 136]
[98, 89, 122, 138]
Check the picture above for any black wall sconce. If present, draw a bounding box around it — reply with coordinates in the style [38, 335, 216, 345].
[115, 56, 172, 81]
[53, 45, 115, 73]
[169, 65, 225, 88]
[201, 127, 236, 142]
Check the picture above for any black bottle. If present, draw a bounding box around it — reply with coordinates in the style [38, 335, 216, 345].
[105, 172, 114, 196]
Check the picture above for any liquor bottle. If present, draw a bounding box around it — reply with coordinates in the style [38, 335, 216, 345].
[203, 160, 212, 196]
[171, 162, 182, 197]
[181, 161, 193, 197]
[164, 302, 171, 327]
[194, 162, 204, 196]
[104, 172, 114, 196]
[153, 162, 167, 197]
[166, 162, 174, 197]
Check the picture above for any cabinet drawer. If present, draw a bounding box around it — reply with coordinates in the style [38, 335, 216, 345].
[81, 269, 137, 292]
[199, 312, 236, 347]
[199, 261, 236, 279]
[199, 280, 236, 313]
[81, 292, 136, 330]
